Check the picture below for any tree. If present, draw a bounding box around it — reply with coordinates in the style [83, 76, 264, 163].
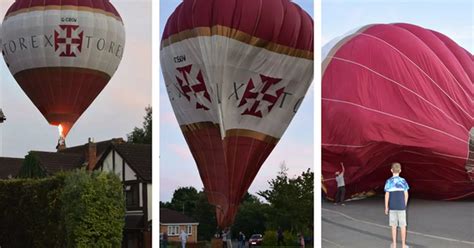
[18, 152, 47, 178]
[127, 106, 152, 144]
[160, 187, 199, 217]
[258, 163, 314, 233]
[232, 193, 268, 238]
[194, 191, 217, 240]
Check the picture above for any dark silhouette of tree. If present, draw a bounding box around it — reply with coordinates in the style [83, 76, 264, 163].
[127, 106, 152, 144]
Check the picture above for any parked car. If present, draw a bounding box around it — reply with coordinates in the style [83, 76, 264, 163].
[248, 234, 263, 247]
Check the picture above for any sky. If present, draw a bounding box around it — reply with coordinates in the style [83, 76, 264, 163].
[0, 0, 152, 157]
[159, 0, 315, 202]
[323, 0, 473, 53]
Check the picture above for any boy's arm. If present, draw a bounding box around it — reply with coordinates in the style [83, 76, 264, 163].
[384, 192, 389, 215]
[340, 162, 345, 174]
[404, 191, 409, 207]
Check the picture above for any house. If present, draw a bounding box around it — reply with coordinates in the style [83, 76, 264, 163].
[0, 157, 23, 179]
[95, 143, 152, 248]
[160, 208, 199, 243]
[0, 138, 152, 248]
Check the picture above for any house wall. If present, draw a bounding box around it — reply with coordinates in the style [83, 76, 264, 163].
[102, 151, 138, 182]
[147, 184, 152, 221]
[160, 224, 198, 243]
[100, 151, 145, 209]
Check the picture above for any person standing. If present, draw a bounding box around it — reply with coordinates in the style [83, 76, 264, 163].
[179, 229, 188, 248]
[222, 229, 228, 248]
[384, 162, 410, 248]
[299, 233, 305, 248]
[334, 162, 346, 205]
[226, 229, 233, 248]
[238, 231, 245, 248]
[277, 227, 284, 246]
[162, 232, 168, 248]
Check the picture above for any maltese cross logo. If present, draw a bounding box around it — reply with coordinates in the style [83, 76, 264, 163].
[175, 65, 212, 111]
[54, 25, 84, 57]
[238, 75, 285, 118]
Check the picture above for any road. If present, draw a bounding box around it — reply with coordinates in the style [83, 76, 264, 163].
[322, 197, 474, 248]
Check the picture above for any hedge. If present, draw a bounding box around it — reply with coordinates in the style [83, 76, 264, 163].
[0, 170, 125, 248]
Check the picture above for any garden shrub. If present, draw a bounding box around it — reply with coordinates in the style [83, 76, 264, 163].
[0, 175, 65, 247]
[0, 170, 125, 248]
[62, 170, 125, 247]
[262, 230, 277, 246]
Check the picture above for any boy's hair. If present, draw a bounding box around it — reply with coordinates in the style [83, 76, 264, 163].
[391, 162, 401, 173]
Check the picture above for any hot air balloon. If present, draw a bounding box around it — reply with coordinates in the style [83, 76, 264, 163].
[322, 23, 473, 201]
[1, 0, 125, 138]
[161, 0, 313, 227]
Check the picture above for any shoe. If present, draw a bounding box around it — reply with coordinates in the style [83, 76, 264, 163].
[341, 203, 346, 206]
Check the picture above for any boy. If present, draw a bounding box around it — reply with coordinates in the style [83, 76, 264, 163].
[384, 162, 409, 248]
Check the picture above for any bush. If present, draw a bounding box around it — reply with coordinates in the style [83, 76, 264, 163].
[0, 170, 125, 248]
[284, 231, 299, 246]
[62, 170, 125, 247]
[0, 175, 65, 247]
[262, 230, 277, 246]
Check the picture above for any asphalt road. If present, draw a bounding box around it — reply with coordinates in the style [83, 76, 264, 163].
[321, 197, 474, 248]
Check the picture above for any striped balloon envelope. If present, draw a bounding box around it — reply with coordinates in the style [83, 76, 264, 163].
[322, 23, 473, 201]
[161, 0, 313, 227]
[1, 0, 125, 137]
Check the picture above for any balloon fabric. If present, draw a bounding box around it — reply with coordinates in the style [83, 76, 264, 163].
[1, 0, 125, 137]
[161, 0, 314, 227]
[322, 23, 473, 201]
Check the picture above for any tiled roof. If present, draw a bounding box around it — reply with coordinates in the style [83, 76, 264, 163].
[114, 143, 151, 182]
[61, 138, 124, 157]
[160, 208, 197, 224]
[31, 151, 84, 174]
[0, 157, 23, 179]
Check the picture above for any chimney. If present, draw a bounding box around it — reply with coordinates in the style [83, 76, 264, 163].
[86, 137, 97, 171]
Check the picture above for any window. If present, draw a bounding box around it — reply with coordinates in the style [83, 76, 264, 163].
[168, 226, 179, 236]
[187, 225, 192, 235]
[124, 183, 139, 209]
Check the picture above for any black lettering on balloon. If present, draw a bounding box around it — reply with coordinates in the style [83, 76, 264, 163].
[85, 36, 92, 48]
[2, 44, 8, 55]
[97, 39, 105, 51]
[8, 41, 16, 53]
[293, 97, 304, 113]
[44, 35, 53, 47]
[228, 82, 245, 100]
[108, 41, 115, 54]
[19, 38, 27, 50]
[31, 35, 39, 48]
[115, 44, 123, 58]
[279, 92, 293, 108]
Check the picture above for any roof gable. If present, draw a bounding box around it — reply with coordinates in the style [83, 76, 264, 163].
[113, 143, 151, 182]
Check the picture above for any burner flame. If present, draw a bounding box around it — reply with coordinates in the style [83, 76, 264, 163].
[58, 124, 64, 138]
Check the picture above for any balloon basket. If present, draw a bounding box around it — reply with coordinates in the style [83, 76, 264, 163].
[211, 238, 223, 248]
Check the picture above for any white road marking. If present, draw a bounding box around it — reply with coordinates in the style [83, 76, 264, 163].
[322, 238, 344, 247]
